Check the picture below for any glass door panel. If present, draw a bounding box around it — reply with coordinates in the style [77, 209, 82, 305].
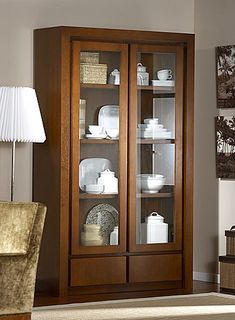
[129, 44, 183, 252]
[71, 41, 128, 254]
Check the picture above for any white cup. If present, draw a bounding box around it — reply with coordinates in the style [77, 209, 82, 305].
[157, 69, 172, 81]
[88, 125, 103, 135]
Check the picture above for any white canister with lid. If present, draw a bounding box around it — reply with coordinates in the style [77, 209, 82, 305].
[141, 212, 168, 244]
[97, 169, 118, 194]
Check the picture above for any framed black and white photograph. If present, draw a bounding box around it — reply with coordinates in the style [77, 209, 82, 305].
[216, 45, 235, 108]
[216, 116, 235, 178]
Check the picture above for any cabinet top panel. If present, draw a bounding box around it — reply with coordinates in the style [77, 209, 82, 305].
[34, 26, 195, 45]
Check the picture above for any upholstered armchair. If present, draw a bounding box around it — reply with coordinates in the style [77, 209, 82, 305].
[0, 201, 46, 320]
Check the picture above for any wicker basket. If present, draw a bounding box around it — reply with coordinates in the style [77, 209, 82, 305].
[219, 256, 235, 292]
[80, 52, 99, 64]
[80, 63, 107, 84]
[225, 227, 235, 255]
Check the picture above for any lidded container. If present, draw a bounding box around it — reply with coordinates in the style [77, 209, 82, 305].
[141, 212, 168, 244]
[97, 169, 118, 194]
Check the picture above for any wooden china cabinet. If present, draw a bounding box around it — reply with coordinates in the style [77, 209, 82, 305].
[33, 26, 194, 302]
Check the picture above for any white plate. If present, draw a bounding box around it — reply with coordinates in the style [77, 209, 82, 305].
[98, 105, 119, 130]
[85, 190, 103, 194]
[151, 80, 175, 87]
[138, 124, 163, 129]
[85, 133, 107, 139]
[138, 131, 172, 139]
[79, 158, 112, 191]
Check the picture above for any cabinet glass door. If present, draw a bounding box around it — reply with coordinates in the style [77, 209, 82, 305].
[129, 44, 183, 252]
[71, 41, 128, 254]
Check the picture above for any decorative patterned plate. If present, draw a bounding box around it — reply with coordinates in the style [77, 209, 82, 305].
[86, 204, 119, 245]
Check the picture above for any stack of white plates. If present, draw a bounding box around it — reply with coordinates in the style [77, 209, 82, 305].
[81, 224, 103, 246]
[151, 80, 175, 87]
[137, 118, 171, 139]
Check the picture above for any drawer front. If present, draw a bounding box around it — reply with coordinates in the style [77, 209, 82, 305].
[129, 254, 182, 283]
[70, 256, 126, 287]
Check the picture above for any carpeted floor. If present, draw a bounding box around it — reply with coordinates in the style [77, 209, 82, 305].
[32, 293, 235, 320]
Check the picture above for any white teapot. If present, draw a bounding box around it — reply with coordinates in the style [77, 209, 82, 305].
[108, 69, 120, 85]
[97, 169, 118, 194]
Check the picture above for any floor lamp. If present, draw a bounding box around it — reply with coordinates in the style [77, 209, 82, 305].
[0, 87, 46, 201]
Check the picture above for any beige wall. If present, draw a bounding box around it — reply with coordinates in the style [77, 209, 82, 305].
[0, 0, 194, 201]
[194, 0, 235, 280]
[5, 0, 230, 278]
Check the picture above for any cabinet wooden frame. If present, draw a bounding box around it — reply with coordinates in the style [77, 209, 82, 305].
[129, 44, 184, 253]
[71, 41, 128, 255]
[33, 26, 194, 300]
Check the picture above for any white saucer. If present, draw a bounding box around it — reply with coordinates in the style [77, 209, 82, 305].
[85, 133, 107, 139]
[142, 190, 160, 193]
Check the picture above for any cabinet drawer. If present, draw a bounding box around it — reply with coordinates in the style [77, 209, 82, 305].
[129, 254, 182, 283]
[70, 256, 126, 287]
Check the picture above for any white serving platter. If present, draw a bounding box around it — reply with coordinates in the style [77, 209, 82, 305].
[98, 105, 119, 130]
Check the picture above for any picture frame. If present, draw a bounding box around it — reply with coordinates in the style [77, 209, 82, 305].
[216, 45, 235, 108]
[216, 116, 235, 178]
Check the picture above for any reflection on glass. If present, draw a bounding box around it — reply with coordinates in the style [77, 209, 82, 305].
[79, 50, 121, 247]
[136, 51, 176, 245]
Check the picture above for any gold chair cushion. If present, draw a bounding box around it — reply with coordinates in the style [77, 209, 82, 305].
[0, 202, 38, 256]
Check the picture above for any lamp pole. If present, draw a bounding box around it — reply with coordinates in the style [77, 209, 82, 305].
[11, 140, 16, 201]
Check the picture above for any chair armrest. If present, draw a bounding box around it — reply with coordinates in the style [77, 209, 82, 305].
[0, 251, 27, 257]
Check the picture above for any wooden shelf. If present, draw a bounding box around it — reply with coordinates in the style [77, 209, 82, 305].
[137, 85, 175, 93]
[138, 192, 173, 198]
[79, 193, 118, 199]
[80, 83, 119, 89]
[137, 139, 175, 144]
[81, 139, 118, 144]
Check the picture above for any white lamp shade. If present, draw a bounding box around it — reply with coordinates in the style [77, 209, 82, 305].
[0, 87, 46, 142]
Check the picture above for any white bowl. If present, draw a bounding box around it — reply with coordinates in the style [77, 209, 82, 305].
[137, 174, 165, 193]
[106, 128, 119, 138]
[144, 118, 159, 125]
[85, 184, 104, 194]
[88, 125, 104, 135]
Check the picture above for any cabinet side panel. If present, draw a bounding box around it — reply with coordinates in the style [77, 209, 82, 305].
[33, 29, 63, 294]
[183, 36, 194, 292]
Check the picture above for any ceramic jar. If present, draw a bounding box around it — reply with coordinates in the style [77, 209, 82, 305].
[97, 169, 118, 194]
[110, 226, 119, 245]
[141, 212, 168, 244]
